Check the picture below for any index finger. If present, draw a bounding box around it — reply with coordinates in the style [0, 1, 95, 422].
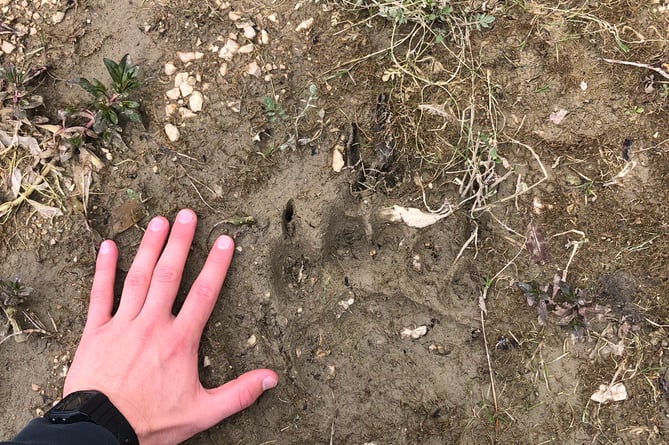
[175, 235, 234, 336]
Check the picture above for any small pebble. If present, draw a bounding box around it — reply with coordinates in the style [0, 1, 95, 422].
[295, 18, 314, 32]
[246, 334, 257, 347]
[164, 62, 177, 76]
[1, 40, 16, 54]
[174, 72, 189, 88]
[189, 91, 204, 112]
[165, 88, 181, 100]
[164, 124, 180, 142]
[248, 61, 261, 77]
[177, 51, 204, 63]
[52, 11, 65, 24]
[165, 103, 177, 117]
[259, 29, 269, 45]
[237, 43, 254, 54]
[179, 82, 194, 97]
[243, 26, 256, 39]
[219, 39, 240, 60]
[179, 107, 197, 119]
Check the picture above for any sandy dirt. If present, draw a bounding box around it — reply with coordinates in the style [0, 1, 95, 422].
[2, 0, 669, 444]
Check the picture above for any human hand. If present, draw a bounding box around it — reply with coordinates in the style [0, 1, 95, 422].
[63, 209, 277, 445]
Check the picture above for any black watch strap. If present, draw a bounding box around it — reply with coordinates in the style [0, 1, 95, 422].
[45, 390, 139, 445]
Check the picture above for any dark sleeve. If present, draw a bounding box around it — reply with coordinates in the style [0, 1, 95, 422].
[1, 417, 120, 445]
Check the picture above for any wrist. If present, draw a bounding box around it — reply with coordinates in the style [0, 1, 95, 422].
[45, 390, 139, 445]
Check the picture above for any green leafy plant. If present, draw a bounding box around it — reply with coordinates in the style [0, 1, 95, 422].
[0, 276, 33, 344]
[624, 104, 644, 116]
[76, 54, 141, 148]
[263, 96, 289, 123]
[0, 276, 32, 308]
[377, 1, 454, 25]
[472, 13, 495, 30]
[660, 83, 669, 98]
[0, 65, 45, 121]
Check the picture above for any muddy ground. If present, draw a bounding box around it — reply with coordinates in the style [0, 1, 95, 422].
[2, 0, 669, 444]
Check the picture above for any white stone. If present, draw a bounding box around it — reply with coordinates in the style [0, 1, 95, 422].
[164, 124, 180, 142]
[1, 40, 16, 54]
[189, 91, 204, 112]
[165, 104, 177, 117]
[177, 51, 196, 63]
[401, 326, 428, 339]
[246, 335, 257, 347]
[295, 18, 314, 32]
[219, 64, 228, 77]
[332, 149, 344, 172]
[179, 107, 197, 119]
[237, 43, 254, 54]
[174, 72, 189, 88]
[52, 11, 65, 24]
[164, 62, 177, 76]
[259, 29, 269, 45]
[248, 61, 262, 77]
[179, 82, 194, 97]
[243, 26, 256, 39]
[218, 38, 241, 60]
[177, 51, 204, 63]
[165, 88, 181, 100]
[225, 38, 240, 54]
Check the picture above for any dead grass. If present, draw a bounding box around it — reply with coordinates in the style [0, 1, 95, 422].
[332, 0, 669, 440]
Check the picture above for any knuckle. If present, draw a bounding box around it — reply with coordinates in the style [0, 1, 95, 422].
[89, 288, 107, 302]
[236, 384, 257, 411]
[191, 280, 216, 301]
[136, 321, 158, 344]
[125, 271, 149, 288]
[153, 265, 179, 283]
[163, 333, 191, 358]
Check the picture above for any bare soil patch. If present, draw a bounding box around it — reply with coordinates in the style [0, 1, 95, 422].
[2, 1, 669, 444]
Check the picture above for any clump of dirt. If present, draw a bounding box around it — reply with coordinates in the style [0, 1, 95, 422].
[2, 0, 669, 444]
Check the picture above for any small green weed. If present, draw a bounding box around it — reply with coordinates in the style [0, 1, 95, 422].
[659, 83, 669, 98]
[76, 54, 142, 148]
[472, 13, 495, 30]
[624, 104, 644, 116]
[0, 276, 34, 344]
[0, 65, 45, 120]
[378, 1, 453, 25]
[263, 96, 289, 123]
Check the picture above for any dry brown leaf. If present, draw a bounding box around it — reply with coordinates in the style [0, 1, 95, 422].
[418, 103, 452, 118]
[379, 205, 448, 228]
[110, 199, 144, 235]
[0, 130, 41, 158]
[25, 199, 63, 218]
[525, 221, 549, 264]
[10, 167, 22, 198]
[591, 382, 627, 404]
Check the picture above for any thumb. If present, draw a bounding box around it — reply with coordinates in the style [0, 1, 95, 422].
[203, 369, 278, 424]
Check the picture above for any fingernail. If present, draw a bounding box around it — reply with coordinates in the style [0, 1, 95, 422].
[149, 217, 165, 232]
[215, 236, 234, 251]
[99, 240, 112, 254]
[262, 376, 277, 391]
[177, 210, 194, 224]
